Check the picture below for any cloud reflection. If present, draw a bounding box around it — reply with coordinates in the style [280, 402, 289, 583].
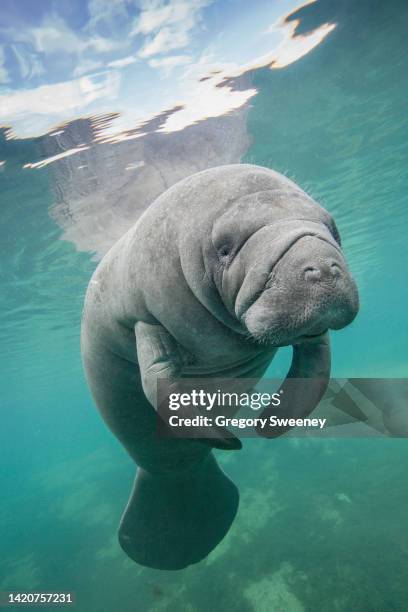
[0, 0, 335, 141]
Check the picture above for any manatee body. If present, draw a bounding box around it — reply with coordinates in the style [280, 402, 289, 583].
[81, 164, 359, 570]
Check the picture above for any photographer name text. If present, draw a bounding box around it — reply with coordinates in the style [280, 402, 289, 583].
[167, 415, 327, 430]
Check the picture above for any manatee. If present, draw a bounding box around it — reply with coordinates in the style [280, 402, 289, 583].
[81, 164, 359, 570]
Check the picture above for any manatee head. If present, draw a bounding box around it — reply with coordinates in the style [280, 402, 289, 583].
[207, 171, 359, 347]
[176, 164, 358, 347]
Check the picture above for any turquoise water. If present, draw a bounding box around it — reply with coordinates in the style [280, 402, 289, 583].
[1, 0, 408, 610]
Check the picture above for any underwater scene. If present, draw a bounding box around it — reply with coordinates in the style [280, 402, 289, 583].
[1, 0, 408, 610]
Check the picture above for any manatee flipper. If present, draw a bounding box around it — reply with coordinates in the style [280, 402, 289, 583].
[257, 333, 331, 437]
[135, 321, 242, 450]
[118, 453, 239, 570]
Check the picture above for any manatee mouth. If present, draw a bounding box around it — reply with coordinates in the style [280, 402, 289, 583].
[246, 328, 328, 348]
[294, 330, 328, 344]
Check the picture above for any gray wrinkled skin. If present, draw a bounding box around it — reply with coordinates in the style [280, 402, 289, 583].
[81, 164, 359, 569]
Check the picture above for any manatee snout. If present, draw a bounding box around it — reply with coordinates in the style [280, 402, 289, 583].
[244, 234, 359, 346]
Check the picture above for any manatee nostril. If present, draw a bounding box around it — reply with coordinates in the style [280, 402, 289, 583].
[330, 262, 342, 277]
[304, 266, 321, 281]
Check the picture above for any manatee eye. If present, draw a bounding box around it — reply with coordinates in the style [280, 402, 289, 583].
[331, 222, 342, 246]
[218, 244, 231, 261]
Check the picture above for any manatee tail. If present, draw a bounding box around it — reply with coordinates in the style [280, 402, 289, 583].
[118, 453, 239, 570]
